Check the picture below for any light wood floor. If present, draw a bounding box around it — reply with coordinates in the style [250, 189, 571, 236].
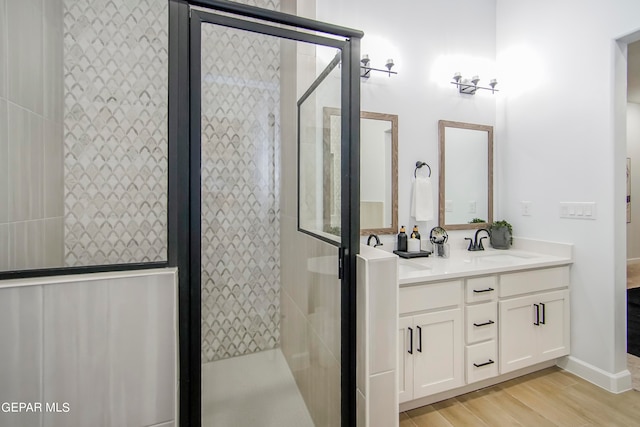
[628, 262, 640, 289]
[400, 367, 640, 427]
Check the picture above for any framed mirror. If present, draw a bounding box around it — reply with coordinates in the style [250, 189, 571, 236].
[438, 120, 493, 230]
[324, 108, 398, 235]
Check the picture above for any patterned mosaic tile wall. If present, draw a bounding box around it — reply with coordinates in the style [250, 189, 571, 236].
[63, 0, 168, 266]
[200, 2, 282, 363]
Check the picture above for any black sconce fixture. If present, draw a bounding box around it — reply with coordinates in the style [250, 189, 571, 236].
[361, 55, 397, 79]
[451, 72, 498, 94]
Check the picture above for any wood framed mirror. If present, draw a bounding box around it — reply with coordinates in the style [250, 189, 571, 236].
[324, 108, 398, 235]
[438, 120, 493, 230]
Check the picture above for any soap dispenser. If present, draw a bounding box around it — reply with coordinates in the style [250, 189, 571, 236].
[411, 225, 421, 240]
[397, 226, 408, 252]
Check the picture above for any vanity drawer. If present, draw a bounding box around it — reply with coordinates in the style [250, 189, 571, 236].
[465, 340, 498, 384]
[465, 276, 497, 303]
[465, 302, 497, 344]
[499, 266, 570, 298]
[399, 280, 462, 315]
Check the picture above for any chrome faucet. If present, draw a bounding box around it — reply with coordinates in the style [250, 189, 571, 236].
[465, 228, 490, 251]
[367, 234, 383, 248]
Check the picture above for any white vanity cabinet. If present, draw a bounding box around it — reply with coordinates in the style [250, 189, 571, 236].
[498, 267, 570, 374]
[398, 280, 463, 403]
[464, 276, 499, 384]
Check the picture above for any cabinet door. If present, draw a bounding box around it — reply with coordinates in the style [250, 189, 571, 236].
[398, 316, 414, 404]
[538, 290, 570, 362]
[412, 308, 463, 399]
[499, 294, 538, 374]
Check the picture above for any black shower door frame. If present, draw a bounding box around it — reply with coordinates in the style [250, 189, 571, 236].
[174, 1, 363, 426]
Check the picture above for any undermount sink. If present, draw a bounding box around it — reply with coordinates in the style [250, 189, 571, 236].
[473, 252, 536, 262]
[398, 260, 431, 276]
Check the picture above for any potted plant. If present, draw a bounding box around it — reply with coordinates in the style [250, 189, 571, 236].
[489, 220, 513, 249]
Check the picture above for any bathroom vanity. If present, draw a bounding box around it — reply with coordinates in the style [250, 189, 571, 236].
[396, 239, 572, 411]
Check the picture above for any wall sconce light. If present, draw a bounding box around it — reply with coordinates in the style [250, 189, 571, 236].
[451, 72, 498, 94]
[361, 54, 398, 79]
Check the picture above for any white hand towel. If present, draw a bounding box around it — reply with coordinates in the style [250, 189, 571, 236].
[411, 176, 434, 221]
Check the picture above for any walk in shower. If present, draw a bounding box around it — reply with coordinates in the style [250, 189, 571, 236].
[190, 3, 361, 425]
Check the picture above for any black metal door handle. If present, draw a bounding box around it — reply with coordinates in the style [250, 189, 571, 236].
[534, 303, 540, 326]
[473, 359, 495, 368]
[473, 287, 494, 293]
[540, 302, 546, 325]
[417, 325, 422, 352]
[473, 320, 495, 327]
[408, 327, 413, 354]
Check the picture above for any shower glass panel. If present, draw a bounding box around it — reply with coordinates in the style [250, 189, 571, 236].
[195, 11, 346, 426]
[0, 0, 169, 274]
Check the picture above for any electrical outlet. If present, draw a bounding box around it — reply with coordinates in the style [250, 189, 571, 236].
[468, 201, 476, 213]
[445, 200, 453, 212]
[521, 201, 532, 216]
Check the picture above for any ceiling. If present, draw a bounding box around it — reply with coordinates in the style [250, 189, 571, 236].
[629, 40, 640, 104]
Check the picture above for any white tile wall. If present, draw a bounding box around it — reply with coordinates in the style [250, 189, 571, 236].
[0, 0, 6, 98]
[0, 270, 181, 427]
[43, 217, 63, 268]
[8, 103, 43, 223]
[43, 281, 110, 427]
[43, 0, 63, 122]
[43, 120, 63, 218]
[0, 223, 8, 270]
[0, 286, 43, 427]
[9, 220, 44, 270]
[107, 275, 176, 426]
[0, 98, 7, 223]
[7, 0, 43, 115]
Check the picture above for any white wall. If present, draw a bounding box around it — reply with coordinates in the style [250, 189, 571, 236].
[628, 102, 640, 260]
[314, 0, 497, 248]
[496, 0, 640, 386]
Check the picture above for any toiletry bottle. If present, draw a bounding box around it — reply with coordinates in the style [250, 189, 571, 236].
[397, 226, 408, 252]
[411, 225, 421, 240]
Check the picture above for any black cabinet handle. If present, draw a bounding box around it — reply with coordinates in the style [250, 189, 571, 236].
[540, 302, 546, 325]
[417, 325, 422, 352]
[473, 287, 494, 293]
[408, 327, 413, 354]
[534, 303, 540, 326]
[473, 320, 495, 327]
[473, 359, 495, 368]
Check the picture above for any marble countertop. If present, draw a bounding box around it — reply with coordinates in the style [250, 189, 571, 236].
[398, 246, 573, 286]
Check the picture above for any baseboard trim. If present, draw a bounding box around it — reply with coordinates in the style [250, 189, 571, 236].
[556, 356, 632, 393]
[627, 258, 640, 265]
[399, 360, 556, 412]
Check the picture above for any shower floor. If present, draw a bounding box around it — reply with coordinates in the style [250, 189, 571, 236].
[202, 348, 314, 427]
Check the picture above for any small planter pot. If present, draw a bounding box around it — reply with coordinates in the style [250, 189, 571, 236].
[490, 226, 512, 249]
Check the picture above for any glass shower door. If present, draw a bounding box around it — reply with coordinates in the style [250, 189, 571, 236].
[190, 8, 359, 427]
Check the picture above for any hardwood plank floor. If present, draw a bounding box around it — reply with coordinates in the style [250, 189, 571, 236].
[401, 367, 640, 427]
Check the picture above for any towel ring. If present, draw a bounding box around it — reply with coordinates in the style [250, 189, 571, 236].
[414, 161, 431, 178]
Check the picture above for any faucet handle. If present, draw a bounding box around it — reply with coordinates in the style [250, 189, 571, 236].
[464, 237, 475, 251]
[478, 236, 487, 250]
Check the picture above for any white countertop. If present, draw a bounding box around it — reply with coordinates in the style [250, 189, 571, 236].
[398, 242, 573, 286]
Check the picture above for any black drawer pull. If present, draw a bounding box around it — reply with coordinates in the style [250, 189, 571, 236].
[540, 302, 546, 325]
[473, 287, 494, 293]
[473, 359, 495, 368]
[534, 303, 540, 326]
[408, 327, 413, 354]
[473, 320, 495, 327]
[417, 325, 422, 352]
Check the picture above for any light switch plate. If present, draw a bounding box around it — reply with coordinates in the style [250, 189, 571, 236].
[560, 202, 596, 220]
